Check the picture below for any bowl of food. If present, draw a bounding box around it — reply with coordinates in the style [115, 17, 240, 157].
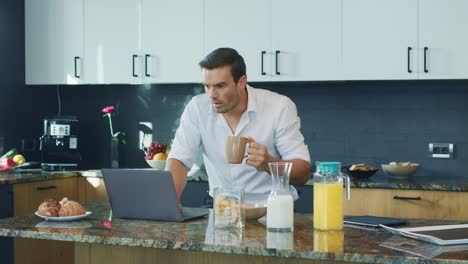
[242, 193, 268, 220]
[342, 164, 378, 179]
[145, 159, 166, 170]
[145, 142, 168, 170]
[381, 162, 419, 178]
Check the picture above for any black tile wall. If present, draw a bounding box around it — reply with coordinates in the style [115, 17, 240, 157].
[1, 0, 467, 177]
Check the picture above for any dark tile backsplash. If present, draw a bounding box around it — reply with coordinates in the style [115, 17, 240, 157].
[1, 0, 467, 177]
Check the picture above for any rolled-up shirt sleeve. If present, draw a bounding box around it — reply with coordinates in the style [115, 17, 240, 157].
[167, 100, 201, 170]
[274, 98, 311, 162]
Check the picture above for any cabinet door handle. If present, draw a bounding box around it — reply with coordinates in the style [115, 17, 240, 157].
[36, 185, 57, 191]
[261, 51, 266, 75]
[144, 54, 150, 77]
[393, 195, 421, 200]
[424, 47, 429, 73]
[74, 56, 80, 78]
[407, 47, 412, 73]
[275, 50, 280, 75]
[132, 54, 138, 77]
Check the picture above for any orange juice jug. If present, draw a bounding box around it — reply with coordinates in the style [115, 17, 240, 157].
[313, 162, 350, 231]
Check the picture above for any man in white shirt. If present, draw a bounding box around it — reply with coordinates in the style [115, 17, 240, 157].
[167, 48, 311, 206]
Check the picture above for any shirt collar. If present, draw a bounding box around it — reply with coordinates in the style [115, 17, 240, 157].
[245, 84, 257, 114]
[207, 84, 257, 114]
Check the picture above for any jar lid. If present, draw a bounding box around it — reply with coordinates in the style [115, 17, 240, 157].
[316, 162, 341, 175]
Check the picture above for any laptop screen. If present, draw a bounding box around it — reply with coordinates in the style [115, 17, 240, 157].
[101, 169, 208, 222]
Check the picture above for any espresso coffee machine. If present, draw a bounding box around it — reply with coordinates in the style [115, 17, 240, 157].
[39, 116, 81, 171]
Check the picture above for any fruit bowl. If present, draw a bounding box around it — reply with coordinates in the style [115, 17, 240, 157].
[381, 162, 419, 178]
[146, 159, 166, 170]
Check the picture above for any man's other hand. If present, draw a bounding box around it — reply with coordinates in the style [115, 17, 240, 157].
[246, 137, 274, 172]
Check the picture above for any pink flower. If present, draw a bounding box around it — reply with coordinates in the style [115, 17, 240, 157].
[102, 106, 115, 114]
[101, 106, 126, 144]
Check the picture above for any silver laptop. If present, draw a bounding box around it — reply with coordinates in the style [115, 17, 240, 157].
[102, 169, 208, 222]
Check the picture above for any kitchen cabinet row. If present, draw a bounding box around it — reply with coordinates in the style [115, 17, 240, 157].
[26, 0, 468, 85]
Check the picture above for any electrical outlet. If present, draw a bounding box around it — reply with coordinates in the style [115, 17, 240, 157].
[429, 143, 454, 159]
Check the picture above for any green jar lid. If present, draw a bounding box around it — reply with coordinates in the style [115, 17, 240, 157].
[316, 161, 340, 175]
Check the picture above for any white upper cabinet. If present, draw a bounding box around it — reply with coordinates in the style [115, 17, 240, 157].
[205, 0, 341, 82]
[204, 0, 271, 82]
[141, 0, 204, 83]
[84, 0, 141, 84]
[419, 0, 468, 79]
[25, 0, 84, 85]
[25, 0, 468, 84]
[271, 0, 342, 81]
[343, 0, 418, 80]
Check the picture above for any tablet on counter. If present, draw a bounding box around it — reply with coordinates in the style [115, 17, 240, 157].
[344, 215, 407, 227]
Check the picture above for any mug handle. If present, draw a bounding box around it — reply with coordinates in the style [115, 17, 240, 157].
[242, 137, 253, 159]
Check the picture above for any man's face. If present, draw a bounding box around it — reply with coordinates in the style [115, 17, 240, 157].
[202, 66, 246, 114]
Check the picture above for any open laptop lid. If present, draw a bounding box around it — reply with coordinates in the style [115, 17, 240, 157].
[102, 169, 207, 222]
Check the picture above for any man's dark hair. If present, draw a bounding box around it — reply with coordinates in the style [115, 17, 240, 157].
[199, 48, 246, 83]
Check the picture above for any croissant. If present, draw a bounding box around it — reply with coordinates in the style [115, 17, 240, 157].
[37, 199, 61, 217]
[58, 200, 85, 217]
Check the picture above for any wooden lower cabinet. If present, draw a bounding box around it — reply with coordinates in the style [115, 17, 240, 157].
[13, 177, 77, 264]
[76, 177, 108, 204]
[75, 243, 347, 264]
[344, 188, 468, 221]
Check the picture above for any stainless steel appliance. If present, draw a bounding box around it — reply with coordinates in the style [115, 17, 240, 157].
[39, 116, 81, 171]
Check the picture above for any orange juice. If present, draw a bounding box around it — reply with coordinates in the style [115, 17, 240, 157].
[313, 230, 344, 253]
[313, 182, 343, 230]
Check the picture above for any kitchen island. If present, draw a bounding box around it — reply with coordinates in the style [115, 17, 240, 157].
[1, 203, 468, 264]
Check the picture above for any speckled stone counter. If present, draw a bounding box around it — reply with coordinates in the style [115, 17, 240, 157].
[1, 203, 468, 263]
[303, 175, 468, 192]
[187, 170, 468, 192]
[0, 169, 80, 185]
[349, 175, 468, 192]
[3, 168, 468, 193]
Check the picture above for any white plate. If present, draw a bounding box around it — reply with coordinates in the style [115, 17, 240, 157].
[35, 211, 92, 221]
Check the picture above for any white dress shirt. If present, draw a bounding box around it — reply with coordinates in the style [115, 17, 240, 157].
[167, 85, 311, 196]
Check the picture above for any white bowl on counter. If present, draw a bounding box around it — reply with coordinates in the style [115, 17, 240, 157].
[381, 163, 420, 178]
[145, 160, 166, 170]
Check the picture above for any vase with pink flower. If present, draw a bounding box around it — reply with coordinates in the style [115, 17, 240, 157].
[102, 106, 126, 168]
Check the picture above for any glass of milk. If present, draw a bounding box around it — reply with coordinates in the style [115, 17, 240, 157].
[266, 162, 294, 232]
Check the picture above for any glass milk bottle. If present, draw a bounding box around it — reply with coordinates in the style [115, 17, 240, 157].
[313, 162, 350, 231]
[267, 162, 294, 232]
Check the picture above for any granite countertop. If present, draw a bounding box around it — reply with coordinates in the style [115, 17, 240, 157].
[190, 172, 468, 192]
[346, 175, 468, 191]
[0, 169, 80, 185]
[2, 169, 468, 192]
[303, 175, 468, 192]
[1, 203, 467, 263]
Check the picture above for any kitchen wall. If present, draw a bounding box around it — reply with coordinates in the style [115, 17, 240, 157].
[1, 0, 467, 177]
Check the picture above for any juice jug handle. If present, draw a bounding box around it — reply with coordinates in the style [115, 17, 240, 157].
[343, 174, 351, 200]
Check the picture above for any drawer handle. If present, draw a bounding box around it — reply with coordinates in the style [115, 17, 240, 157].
[36, 186, 57, 191]
[393, 195, 421, 200]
